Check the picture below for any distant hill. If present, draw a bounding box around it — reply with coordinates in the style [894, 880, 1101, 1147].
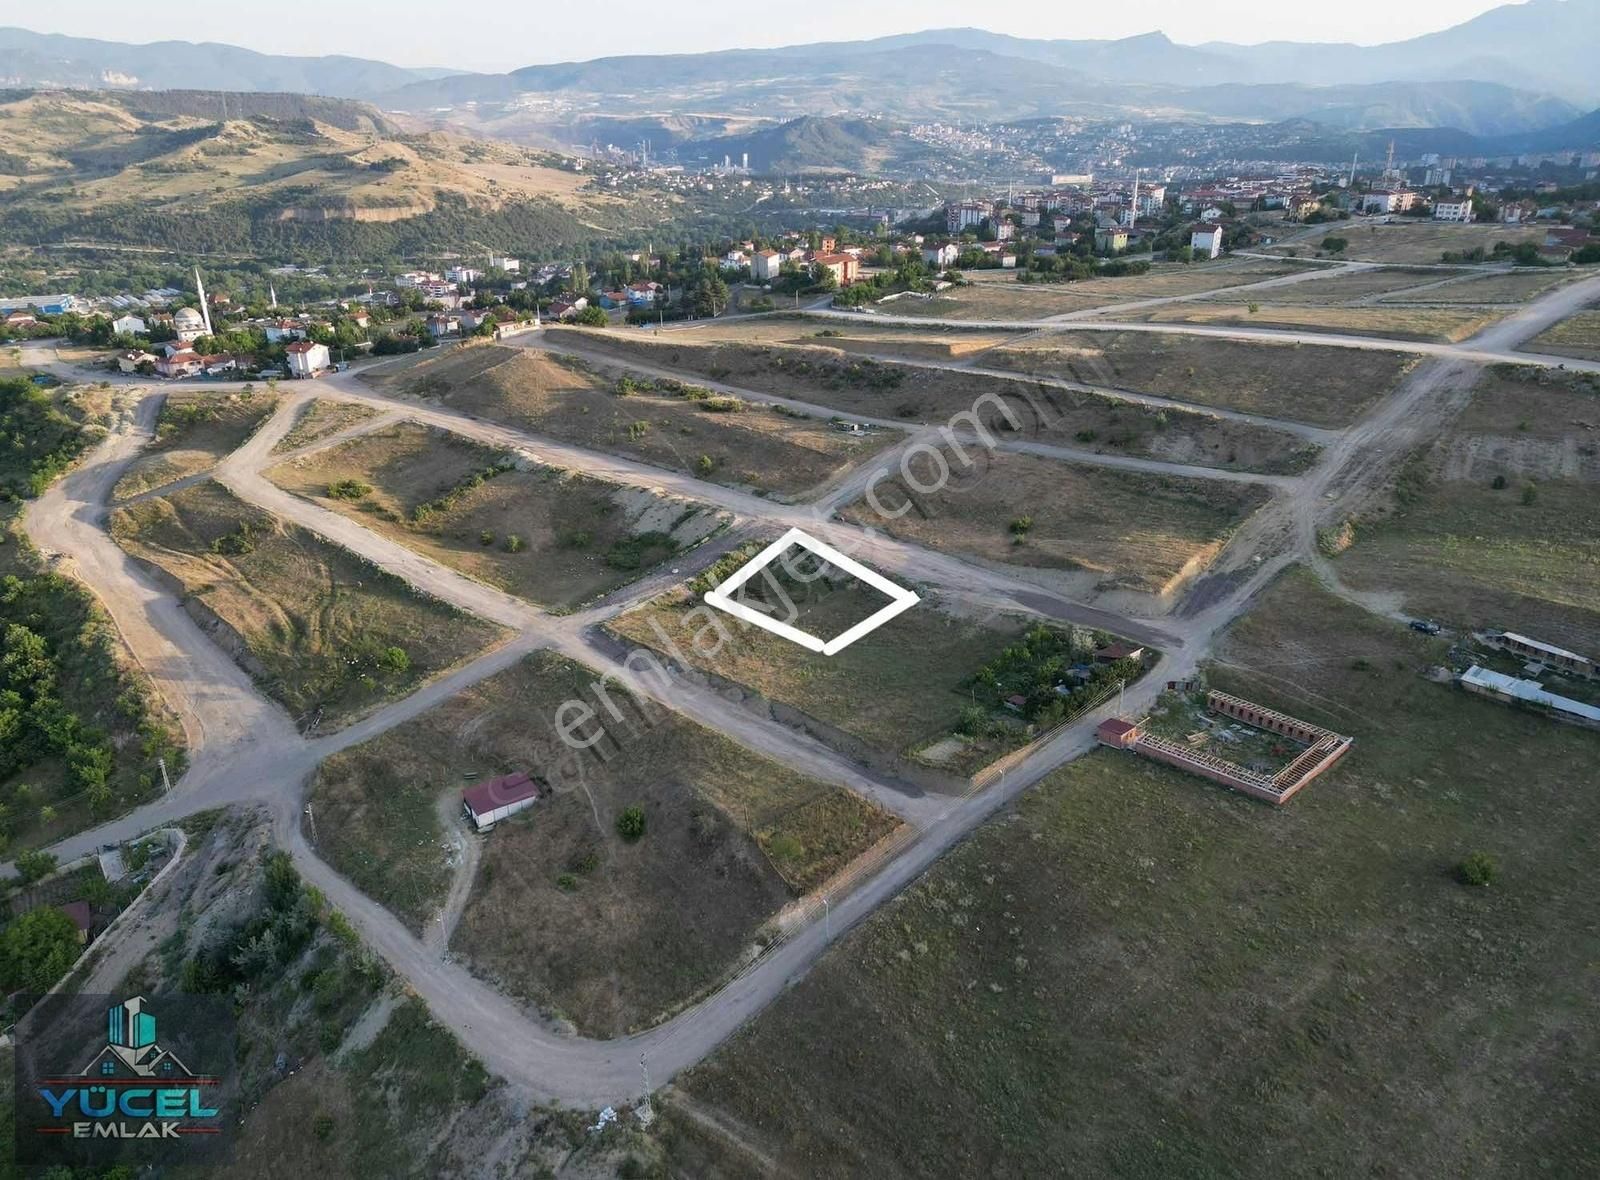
[0, 90, 637, 258]
[682, 116, 936, 175]
[0, 27, 457, 99]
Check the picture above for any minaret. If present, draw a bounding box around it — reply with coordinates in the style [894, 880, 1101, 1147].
[270, 284, 278, 310]
[194, 267, 214, 336]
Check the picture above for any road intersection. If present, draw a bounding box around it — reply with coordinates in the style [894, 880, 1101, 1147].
[11, 265, 1599, 1105]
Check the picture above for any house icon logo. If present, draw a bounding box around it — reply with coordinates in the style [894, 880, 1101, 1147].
[81, 997, 194, 1081]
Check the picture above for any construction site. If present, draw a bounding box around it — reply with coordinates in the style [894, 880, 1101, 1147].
[1097, 688, 1355, 804]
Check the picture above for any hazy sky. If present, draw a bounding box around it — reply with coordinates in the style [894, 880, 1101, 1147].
[9, 0, 1522, 73]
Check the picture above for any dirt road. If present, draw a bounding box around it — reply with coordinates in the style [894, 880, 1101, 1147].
[12, 257, 1595, 1107]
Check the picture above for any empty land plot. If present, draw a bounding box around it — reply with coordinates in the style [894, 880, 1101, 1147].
[1109, 301, 1503, 342]
[609, 552, 1034, 777]
[989, 331, 1412, 427]
[664, 572, 1600, 1179]
[1379, 268, 1582, 305]
[1055, 259, 1305, 300]
[370, 343, 894, 499]
[1334, 367, 1600, 651]
[109, 480, 501, 727]
[838, 448, 1269, 598]
[887, 283, 1136, 320]
[264, 421, 726, 609]
[270, 398, 382, 454]
[1271, 222, 1548, 264]
[652, 319, 1021, 362]
[112, 390, 277, 500]
[1197, 267, 1442, 305]
[1523, 308, 1600, 361]
[306, 650, 899, 1035]
[546, 333, 1319, 474]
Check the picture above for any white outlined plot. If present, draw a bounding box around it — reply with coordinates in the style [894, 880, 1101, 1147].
[702, 527, 919, 656]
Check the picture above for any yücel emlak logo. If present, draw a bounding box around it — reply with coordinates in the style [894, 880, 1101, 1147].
[14, 992, 234, 1168]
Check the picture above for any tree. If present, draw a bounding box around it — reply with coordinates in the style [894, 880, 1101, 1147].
[574, 305, 608, 327]
[616, 805, 646, 842]
[0, 906, 80, 992]
[14, 848, 57, 884]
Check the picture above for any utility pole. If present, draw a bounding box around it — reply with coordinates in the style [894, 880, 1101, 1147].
[158, 757, 172, 793]
[304, 803, 317, 842]
[822, 896, 832, 940]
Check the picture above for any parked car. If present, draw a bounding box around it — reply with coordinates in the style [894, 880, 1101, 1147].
[1409, 620, 1442, 635]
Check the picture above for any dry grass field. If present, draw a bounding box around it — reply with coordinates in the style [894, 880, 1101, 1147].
[1270, 222, 1547, 264]
[1110, 301, 1504, 342]
[264, 421, 726, 608]
[1523, 308, 1600, 361]
[609, 555, 1033, 776]
[653, 318, 1020, 361]
[109, 480, 502, 727]
[1335, 367, 1600, 652]
[112, 389, 277, 500]
[988, 331, 1413, 427]
[365, 344, 896, 499]
[1378, 268, 1582, 305]
[545, 332, 1320, 474]
[837, 448, 1271, 597]
[270, 398, 382, 454]
[661, 571, 1600, 1178]
[306, 650, 900, 1035]
[1197, 267, 1443, 305]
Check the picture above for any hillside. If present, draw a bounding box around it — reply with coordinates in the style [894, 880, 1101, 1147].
[0, 90, 652, 258]
[685, 115, 938, 175]
[0, 26, 456, 99]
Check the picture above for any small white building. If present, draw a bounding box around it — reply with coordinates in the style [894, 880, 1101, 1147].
[489, 255, 520, 274]
[1190, 223, 1225, 259]
[285, 340, 331, 378]
[752, 250, 784, 282]
[922, 243, 959, 269]
[1433, 198, 1475, 223]
[111, 314, 148, 337]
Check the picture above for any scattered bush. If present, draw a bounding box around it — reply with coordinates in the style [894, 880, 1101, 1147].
[1458, 851, 1497, 887]
[616, 805, 646, 842]
[326, 479, 372, 501]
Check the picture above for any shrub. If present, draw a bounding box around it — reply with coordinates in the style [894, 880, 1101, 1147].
[479, 529, 495, 546]
[695, 454, 715, 475]
[1458, 851, 1497, 887]
[1008, 516, 1033, 536]
[378, 646, 410, 674]
[1521, 483, 1538, 506]
[312, 1113, 336, 1141]
[1490, 474, 1508, 490]
[326, 479, 372, 500]
[555, 872, 578, 892]
[616, 805, 646, 842]
[504, 534, 524, 553]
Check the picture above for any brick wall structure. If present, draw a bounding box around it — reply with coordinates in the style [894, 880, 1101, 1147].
[1102, 691, 1354, 805]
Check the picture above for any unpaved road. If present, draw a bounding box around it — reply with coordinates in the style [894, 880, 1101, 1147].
[10, 260, 1594, 1107]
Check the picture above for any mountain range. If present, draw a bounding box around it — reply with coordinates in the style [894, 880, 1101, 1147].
[1, 1, 1597, 145]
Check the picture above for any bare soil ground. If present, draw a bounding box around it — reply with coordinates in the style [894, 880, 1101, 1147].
[837, 447, 1271, 597]
[1109, 301, 1504, 343]
[989, 331, 1413, 427]
[307, 650, 899, 1036]
[553, 333, 1319, 474]
[112, 389, 277, 500]
[366, 344, 896, 499]
[657, 318, 1020, 361]
[270, 398, 381, 454]
[108, 480, 502, 728]
[1269, 223, 1547, 264]
[610, 558, 1034, 777]
[1336, 367, 1600, 652]
[662, 571, 1600, 1178]
[1523, 308, 1600, 361]
[264, 420, 726, 608]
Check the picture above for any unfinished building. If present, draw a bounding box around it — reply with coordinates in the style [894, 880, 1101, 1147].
[1097, 690, 1354, 805]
